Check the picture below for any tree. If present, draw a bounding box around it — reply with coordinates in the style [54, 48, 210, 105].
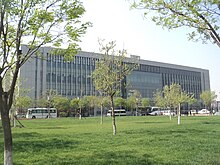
[78, 96, 89, 119]
[132, 90, 142, 116]
[15, 96, 32, 114]
[154, 84, 195, 124]
[95, 95, 110, 124]
[114, 97, 125, 109]
[0, 0, 90, 164]
[200, 90, 217, 111]
[126, 96, 137, 114]
[70, 98, 80, 117]
[36, 98, 49, 108]
[101, 96, 111, 123]
[165, 84, 194, 125]
[188, 96, 197, 110]
[154, 88, 174, 119]
[52, 96, 70, 117]
[92, 40, 137, 135]
[153, 90, 166, 108]
[36, 90, 57, 109]
[154, 89, 175, 120]
[85, 95, 96, 116]
[132, 0, 220, 48]
[13, 96, 32, 127]
[141, 98, 150, 107]
[127, 89, 141, 116]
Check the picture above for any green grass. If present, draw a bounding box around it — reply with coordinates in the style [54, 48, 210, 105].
[1, 116, 220, 165]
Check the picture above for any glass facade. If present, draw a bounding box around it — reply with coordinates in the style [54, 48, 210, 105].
[127, 71, 162, 98]
[126, 64, 202, 99]
[45, 54, 96, 98]
[160, 67, 202, 98]
[44, 55, 204, 99]
[20, 46, 210, 101]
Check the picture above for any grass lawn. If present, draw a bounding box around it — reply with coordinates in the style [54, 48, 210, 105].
[1, 116, 220, 165]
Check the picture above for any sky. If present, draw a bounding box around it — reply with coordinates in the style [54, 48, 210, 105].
[79, 0, 220, 99]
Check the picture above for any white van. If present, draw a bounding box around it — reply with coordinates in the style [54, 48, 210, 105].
[107, 109, 126, 117]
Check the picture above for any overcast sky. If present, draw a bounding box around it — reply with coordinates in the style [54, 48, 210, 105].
[79, 0, 220, 99]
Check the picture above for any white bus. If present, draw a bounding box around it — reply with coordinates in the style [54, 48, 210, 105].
[151, 107, 161, 111]
[26, 108, 57, 119]
[107, 109, 126, 117]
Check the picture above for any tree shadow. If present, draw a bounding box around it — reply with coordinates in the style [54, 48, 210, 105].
[202, 121, 220, 125]
[13, 134, 80, 153]
[36, 126, 68, 129]
[13, 132, 40, 139]
[10, 132, 158, 165]
[14, 150, 158, 165]
[91, 150, 157, 165]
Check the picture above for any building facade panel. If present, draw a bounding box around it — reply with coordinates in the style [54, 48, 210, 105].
[127, 71, 162, 98]
[20, 46, 210, 101]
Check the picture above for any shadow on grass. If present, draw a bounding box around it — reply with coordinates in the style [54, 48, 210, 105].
[123, 126, 211, 137]
[13, 136, 80, 153]
[13, 132, 40, 139]
[36, 126, 68, 129]
[91, 150, 156, 165]
[11, 133, 158, 165]
[14, 150, 158, 165]
[202, 121, 220, 125]
[134, 121, 169, 124]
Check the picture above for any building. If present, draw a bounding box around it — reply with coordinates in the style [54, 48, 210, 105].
[20, 46, 210, 101]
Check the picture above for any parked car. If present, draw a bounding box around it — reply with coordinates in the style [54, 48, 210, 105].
[148, 110, 162, 116]
[16, 113, 26, 118]
[198, 109, 210, 114]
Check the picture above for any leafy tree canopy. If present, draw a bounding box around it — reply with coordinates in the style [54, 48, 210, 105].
[141, 98, 150, 107]
[70, 98, 79, 110]
[200, 90, 217, 109]
[0, 0, 90, 164]
[78, 96, 89, 109]
[126, 96, 137, 110]
[52, 96, 70, 111]
[92, 40, 138, 98]
[1, 0, 91, 87]
[15, 96, 32, 110]
[114, 97, 125, 108]
[153, 90, 166, 108]
[154, 83, 195, 109]
[132, 0, 220, 48]
[92, 40, 138, 135]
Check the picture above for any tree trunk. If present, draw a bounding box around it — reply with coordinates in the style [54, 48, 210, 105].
[1, 108, 13, 165]
[0, 49, 20, 165]
[169, 110, 172, 121]
[136, 105, 138, 116]
[79, 108, 82, 120]
[0, 65, 20, 165]
[178, 104, 181, 125]
[100, 104, 103, 125]
[110, 96, 116, 135]
[46, 109, 50, 119]
[169, 105, 172, 121]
